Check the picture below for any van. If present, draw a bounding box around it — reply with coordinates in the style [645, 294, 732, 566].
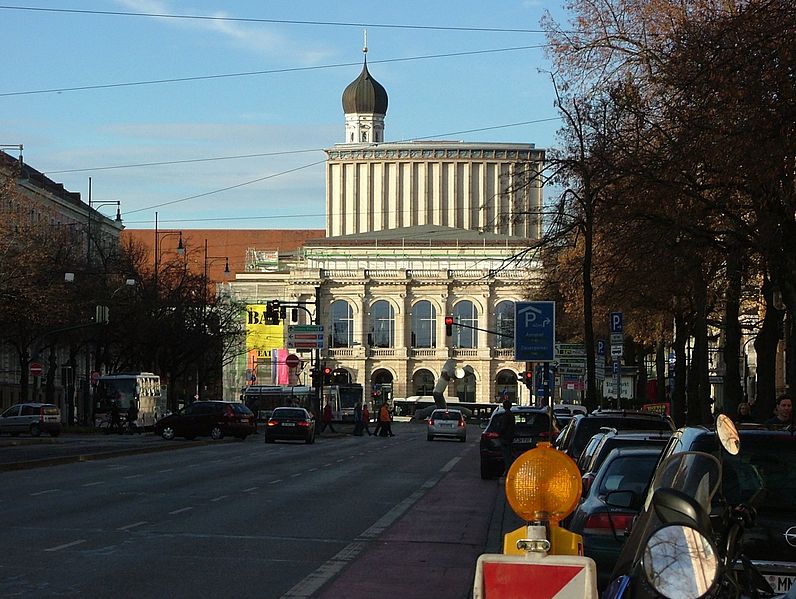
[0, 403, 62, 437]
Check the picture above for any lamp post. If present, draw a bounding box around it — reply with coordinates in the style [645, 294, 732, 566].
[198, 239, 230, 400]
[86, 177, 122, 268]
[153, 211, 184, 290]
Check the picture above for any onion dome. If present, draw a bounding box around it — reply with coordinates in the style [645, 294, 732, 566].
[342, 61, 388, 115]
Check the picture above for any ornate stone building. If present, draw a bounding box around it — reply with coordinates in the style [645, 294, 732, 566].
[224, 55, 545, 406]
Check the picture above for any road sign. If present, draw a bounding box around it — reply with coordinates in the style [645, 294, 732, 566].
[29, 362, 43, 377]
[473, 554, 597, 599]
[611, 345, 623, 357]
[515, 301, 555, 362]
[609, 311, 623, 333]
[285, 354, 300, 369]
[596, 340, 606, 356]
[612, 360, 620, 374]
[287, 325, 325, 350]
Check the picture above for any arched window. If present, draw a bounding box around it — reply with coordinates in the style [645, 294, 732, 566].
[495, 301, 516, 349]
[412, 369, 435, 396]
[330, 300, 354, 348]
[370, 300, 394, 348]
[411, 300, 436, 348]
[495, 370, 519, 404]
[452, 300, 478, 348]
[453, 370, 477, 402]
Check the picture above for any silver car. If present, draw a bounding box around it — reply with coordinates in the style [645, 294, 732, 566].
[0, 403, 61, 437]
[426, 409, 467, 442]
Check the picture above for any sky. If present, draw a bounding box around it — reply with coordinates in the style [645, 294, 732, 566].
[1, 1, 570, 231]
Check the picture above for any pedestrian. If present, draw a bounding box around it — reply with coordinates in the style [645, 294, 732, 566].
[377, 399, 393, 437]
[734, 402, 754, 425]
[495, 399, 515, 477]
[109, 399, 122, 434]
[361, 402, 372, 436]
[127, 400, 139, 434]
[764, 395, 792, 428]
[353, 401, 363, 436]
[318, 401, 336, 434]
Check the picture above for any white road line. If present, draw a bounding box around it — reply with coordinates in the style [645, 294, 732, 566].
[211, 495, 228, 502]
[323, 463, 333, 468]
[157, 468, 173, 473]
[124, 474, 143, 479]
[290, 473, 302, 478]
[441, 457, 461, 473]
[335, 458, 345, 463]
[30, 489, 59, 496]
[242, 487, 258, 493]
[308, 468, 318, 472]
[117, 521, 147, 531]
[169, 507, 193, 515]
[269, 479, 282, 485]
[45, 539, 86, 552]
[82, 481, 103, 487]
[209, 459, 223, 463]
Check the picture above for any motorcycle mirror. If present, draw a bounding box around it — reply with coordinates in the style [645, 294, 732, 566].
[716, 413, 740, 455]
[642, 524, 719, 599]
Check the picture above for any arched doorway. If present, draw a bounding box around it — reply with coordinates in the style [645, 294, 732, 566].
[412, 369, 435, 396]
[495, 369, 519, 405]
[371, 368, 394, 405]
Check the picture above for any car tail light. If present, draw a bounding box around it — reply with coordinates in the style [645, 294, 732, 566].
[267, 419, 278, 427]
[428, 419, 435, 426]
[458, 419, 465, 428]
[583, 512, 635, 536]
[482, 431, 499, 440]
[297, 420, 310, 427]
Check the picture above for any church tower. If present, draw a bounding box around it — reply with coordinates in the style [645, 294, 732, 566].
[341, 37, 388, 144]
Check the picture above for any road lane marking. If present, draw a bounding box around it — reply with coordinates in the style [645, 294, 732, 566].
[169, 507, 193, 515]
[30, 489, 59, 496]
[440, 456, 461, 473]
[290, 473, 302, 478]
[82, 481, 103, 487]
[323, 463, 333, 468]
[158, 468, 173, 473]
[308, 468, 318, 472]
[210, 459, 223, 463]
[335, 458, 345, 463]
[269, 479, 283, 485]
[242, 487, 258, 492]
[45, 539, 86, 552]
[117, 521, 147, 531]
[211, 495, 229, 502]
[124, 474, 143, 479]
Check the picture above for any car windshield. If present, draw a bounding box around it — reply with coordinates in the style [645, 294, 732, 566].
[431, 411, 461, 421]
[598, 454, 659, 496]
[231, 404, 252, 415]
[273, 409, 306, 420]
[572, 417, 671, 457]
[488, 410, 550, 434]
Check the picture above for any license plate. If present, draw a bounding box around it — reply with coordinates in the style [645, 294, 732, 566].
[440, 423, 453, 428]
[282, 422, 295, 427]
[514, 437, 532, 444]
[764, 573, 795, 593]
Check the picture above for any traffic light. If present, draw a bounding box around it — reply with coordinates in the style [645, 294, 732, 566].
[519, 371, 534, 390]
[265, 300, 281, 325]
[323, 366, 333, 385]
[332, 368, 350, 385]
[445, 315, 454, 337]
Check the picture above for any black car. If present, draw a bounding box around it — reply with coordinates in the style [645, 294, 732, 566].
[154, 401, 255, 441]
[264, 407, 316, 444]
[611, 425, 796, 596]
[555, 410, 675, 459]
[479, 406, 555, 479]
[569, 447, 663, 590]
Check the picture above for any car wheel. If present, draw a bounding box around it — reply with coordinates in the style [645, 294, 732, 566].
[29, 423, 41, 437]
[161, 427, 175, 441]
[210, 426, 223, 440]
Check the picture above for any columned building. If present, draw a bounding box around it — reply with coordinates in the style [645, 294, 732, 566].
[224, 54, 546, 406]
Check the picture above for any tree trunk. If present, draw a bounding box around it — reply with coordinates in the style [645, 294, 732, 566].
[583, 213, 598, 412]
[656, 339, 667, 402]
[722, 251, 743, 415]
[754, 277, 783, 421]
[45, 345, 57, 404]
[672, 311, 688, 427]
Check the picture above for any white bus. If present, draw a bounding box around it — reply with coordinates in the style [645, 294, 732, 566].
[94, 372, 164, 428]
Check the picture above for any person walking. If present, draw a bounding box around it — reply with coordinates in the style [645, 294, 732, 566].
[495, 399, 515, 477]
[377, 399, 393, 437]
[109, 400, 122, 434]
[318, 401, 336, 434]
[764, 395, 792, 427]
[126, 400, 139, 434]
[353, 401, 363, 436]
[361, 403, 372, 436]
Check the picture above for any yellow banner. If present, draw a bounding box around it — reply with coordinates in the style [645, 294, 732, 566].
[245, 304, 284, 353]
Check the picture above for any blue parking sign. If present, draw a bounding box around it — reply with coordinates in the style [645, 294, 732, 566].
[514, 301, 555, 362]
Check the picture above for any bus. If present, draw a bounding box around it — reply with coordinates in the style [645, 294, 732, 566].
[323, 383, 364, 421]
[94, 372, 164, 429]
[393, 396, 497, 423]
[242, 385, 314, 422]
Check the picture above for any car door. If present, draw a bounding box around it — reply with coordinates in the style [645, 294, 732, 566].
[0, 405, 21, 433]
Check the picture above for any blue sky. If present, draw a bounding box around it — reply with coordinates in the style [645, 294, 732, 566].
[1, 1, 569, 231]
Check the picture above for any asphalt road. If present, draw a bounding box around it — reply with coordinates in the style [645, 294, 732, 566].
[0, 422, 518, 599]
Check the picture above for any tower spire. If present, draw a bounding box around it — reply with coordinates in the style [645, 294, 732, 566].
[363, 29, 368, 62]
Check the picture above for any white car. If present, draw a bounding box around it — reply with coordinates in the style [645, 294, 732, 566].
[426, 409, 467, 442]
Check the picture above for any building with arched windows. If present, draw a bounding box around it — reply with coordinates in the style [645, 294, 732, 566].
[223, 52, 545, 406]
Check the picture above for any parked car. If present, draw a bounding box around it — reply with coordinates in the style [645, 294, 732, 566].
[569, 447, 662, 589]
[0, 403, 61, 437]
[555, 409, 674, 459]
[611, 425, 796, 596]
[553, 403, 588, 428]
[154, 401, 255, 441]
[426, 408, 467, 442]
[264, 407, 316, 444]
[479, 406, 555, 479]
[576, 429, 672, 493]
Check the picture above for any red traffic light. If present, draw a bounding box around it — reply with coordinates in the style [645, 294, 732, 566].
[445, 315, 454, 336]
[323, 367, 332, 376]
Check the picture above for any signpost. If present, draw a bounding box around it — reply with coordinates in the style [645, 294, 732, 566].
[514, 302, 555, 362]
[29, 362, 43, 377]
[609, 312, 623, 407]
[287, 325, 324, 350]
[473, 554, 597, 598]
[285, 354, 300, 369]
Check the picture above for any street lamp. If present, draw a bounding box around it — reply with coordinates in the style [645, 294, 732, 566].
[86, 177, 122, 268]
[153, 211, 184, 289]
[197, 239, 230, 400]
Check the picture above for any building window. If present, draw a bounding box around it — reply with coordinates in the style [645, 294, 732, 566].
[411, 300, 436, 348]
[495, 301, 515, 349]
[454, 371, 476, 403]
[413, 369, 435, 396]
[452, 300, 478, 348]
[330, 300, 354, 348]
[495, 370, 519, 404]
[370, 300, 394, 348]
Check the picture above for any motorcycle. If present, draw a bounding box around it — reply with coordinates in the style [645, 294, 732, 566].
[604, 415, 791, 599]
